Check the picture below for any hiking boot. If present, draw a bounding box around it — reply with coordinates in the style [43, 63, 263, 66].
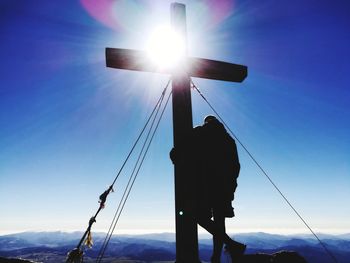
[224, 242, 246, 262]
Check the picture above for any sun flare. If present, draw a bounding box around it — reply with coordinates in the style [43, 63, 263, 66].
[146, 26, 186, 69]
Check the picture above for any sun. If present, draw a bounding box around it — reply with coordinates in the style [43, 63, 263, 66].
[146, 26, 186, 70]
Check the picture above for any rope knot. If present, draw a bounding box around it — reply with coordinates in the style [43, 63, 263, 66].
[66, 248, 83, 263]
[99, 185, 114, 208]
[88, 216, 96, 227]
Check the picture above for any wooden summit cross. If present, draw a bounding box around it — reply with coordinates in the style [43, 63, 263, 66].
[105, 3, 247, 262]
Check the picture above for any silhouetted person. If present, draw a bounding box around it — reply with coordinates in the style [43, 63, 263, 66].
[170, 115, 246, 263]
[196, 115, 245, 262]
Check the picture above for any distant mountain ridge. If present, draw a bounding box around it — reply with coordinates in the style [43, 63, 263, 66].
[0, 231, 349, 263]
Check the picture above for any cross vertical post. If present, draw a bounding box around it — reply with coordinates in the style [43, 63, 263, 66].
[170, 3, 199, 262]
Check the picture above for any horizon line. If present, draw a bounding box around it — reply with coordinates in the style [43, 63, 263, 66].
[1, 229, 349, 237]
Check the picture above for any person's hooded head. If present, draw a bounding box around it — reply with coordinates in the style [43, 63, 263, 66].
[204, 115, 218, 124]
[203, 115, 226, 134]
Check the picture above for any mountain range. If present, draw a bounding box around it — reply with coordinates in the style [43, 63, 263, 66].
[0, 231, 349, 262]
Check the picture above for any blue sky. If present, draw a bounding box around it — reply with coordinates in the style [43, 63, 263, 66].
[1, 0, 349, 235]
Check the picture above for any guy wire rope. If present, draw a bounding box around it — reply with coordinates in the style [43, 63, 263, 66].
[66, 79, 171, 262]
[96, 87, 172, 262]
[95, 80, 170, 262]
[191, 80, 338, 263]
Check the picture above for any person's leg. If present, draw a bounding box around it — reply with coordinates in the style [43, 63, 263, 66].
[196, 214, 234, 245]
[196, 209, 230, 263]
[211, 209, 225, 262]
[197, 210, 246, 262]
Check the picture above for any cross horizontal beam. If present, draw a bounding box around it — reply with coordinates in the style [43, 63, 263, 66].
[106, 47, 247, 82]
